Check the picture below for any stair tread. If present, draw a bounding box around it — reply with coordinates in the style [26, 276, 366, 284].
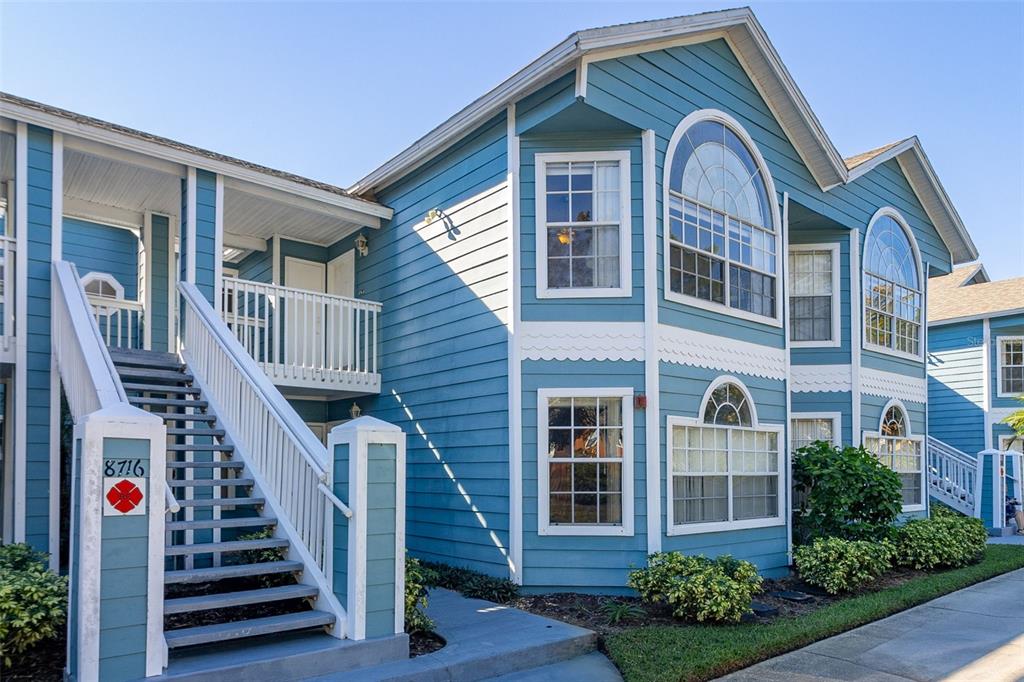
[165, 560, 304, 584]
[130, 397, 208, 408]
[164, 584, 318, 615]
[165, 537, 288, 556]
[166, 459, 241, 468]
[167, 443, 235, 453]
[150, 412, 218, 422]
[166, 517, 276, 531]
[174, 497, 264, 508]
[109, 350, 183, 369]
[167, 428, 225, 437]
[164, 610, 335, 648]
[117, 367, 193, 383]
[122, 382, 201, 394]
[168, 478, 254, 488]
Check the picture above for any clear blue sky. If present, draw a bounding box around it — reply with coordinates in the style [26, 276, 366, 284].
[1, 1, 1021, 278]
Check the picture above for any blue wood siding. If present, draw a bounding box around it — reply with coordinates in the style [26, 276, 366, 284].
[991, 313, 1024, 409]
[235, 242, 271, 283]
[149, 215, 171, 352]
[194, 170, 217, 303]
[927, 320, 985, 454]
[63, 218, 140, 299]
[659, 363, 789, 577]
[521, 359, 646, 593]
[25, 125, 53, 552]
[346, 112, 511, 578]
[791, 391, 854, 446]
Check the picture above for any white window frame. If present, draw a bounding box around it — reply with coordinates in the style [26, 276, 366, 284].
[788, 243, 841, 348]
[996, 336, 1024, 398]
[80, 271, 125, 300]
[861, 207, 924, 362]
[536, 387, 634, 536]
[862, 399, 926, 513]
[662, 109, 783, 328]
[790, 412, 842, 451]
[667, 376, 786, 535]
[534, 150, 632, 299]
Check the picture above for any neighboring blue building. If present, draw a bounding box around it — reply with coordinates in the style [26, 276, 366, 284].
[0, 8, 994, 676]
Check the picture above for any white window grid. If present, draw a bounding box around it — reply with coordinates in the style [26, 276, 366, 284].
[790, 414, 841, 453]
[998, 337, 1024, 397]
[864, 434, 924, 510]
[534, 151, 631, 299]
[788, 244, 840, 347]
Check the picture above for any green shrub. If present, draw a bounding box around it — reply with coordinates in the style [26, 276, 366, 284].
[628, 552, 763, 623]
[793, 441, 903, 543]
[421, 561, 518, 604]
[0, 544, 68, 667]
[404, 556, 434, 634]
[794, 537, 895, 594]
[896, 514, 988, 570]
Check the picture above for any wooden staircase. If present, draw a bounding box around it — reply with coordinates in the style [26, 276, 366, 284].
[109, 348, 337, 651]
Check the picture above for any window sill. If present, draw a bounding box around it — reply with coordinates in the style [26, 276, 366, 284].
[536, 286, 632, 299]
[791, 339, 842, 349]
[901, 503, 926, 514]
[666, 516, 785, 536]
[862, 342, 923, 363]
[539, 524, 634, 537]
[996, 391, 1024, 400]
[663, 289, 783, 328]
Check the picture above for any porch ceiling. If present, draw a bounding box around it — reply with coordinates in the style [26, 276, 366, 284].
[65, 148, 180, 219]
[224, 186, 368, 247]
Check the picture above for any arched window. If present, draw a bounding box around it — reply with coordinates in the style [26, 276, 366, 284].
[668, 378, 783, 533]
[665, 111, 778, 320]
[863, 210, 922, 356]
[864, 401, 924, 510]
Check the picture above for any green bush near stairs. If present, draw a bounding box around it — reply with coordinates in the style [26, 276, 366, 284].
[405, 556, 434, 634]
[420, 560, 519, 604]
[0, 544, 68, 667]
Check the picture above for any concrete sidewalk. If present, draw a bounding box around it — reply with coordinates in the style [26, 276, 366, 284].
[720, 568, 1024, 681]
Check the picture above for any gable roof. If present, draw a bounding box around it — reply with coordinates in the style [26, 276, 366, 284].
[845, 136, 977, 265]
[928, 265, 1024, 324]
[350, 7, 978, 266]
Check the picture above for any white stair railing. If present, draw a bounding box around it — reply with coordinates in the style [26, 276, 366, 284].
[178, 281, 350, 634]
[221, 276, 380, 389]
[87, 294, 144, 350]
[926, 436, 978, 516]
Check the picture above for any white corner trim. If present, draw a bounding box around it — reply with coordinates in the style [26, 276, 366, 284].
[520, 321, 644, 362]
[850, 229, 862, 446]
[213, 174, 224, 313]
[49, 132, 63, 568]
[861, 367, 927, 404]
[657, 323, 787, 381]
[533, 150, 632, 300]
[642, 129, 661, 554]
[506, 104, 524, 585]
[13, 121, 27, 542]
[790, 364, 852, 393]
[186, 168, 197, 283]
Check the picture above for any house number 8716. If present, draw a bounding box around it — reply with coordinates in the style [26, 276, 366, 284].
[104, 459, 145, 477]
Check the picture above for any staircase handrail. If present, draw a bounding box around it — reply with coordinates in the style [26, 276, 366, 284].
[927, 436, 977, 466]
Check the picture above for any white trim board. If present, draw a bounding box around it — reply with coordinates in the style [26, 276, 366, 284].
[657, 323, 787, 381]
[790, 364, 852, 393]
[860, 367, 927, 404]
[520, 321, 644, 362]
[641, 128, 661, 554]
[505, 104, 524, 585]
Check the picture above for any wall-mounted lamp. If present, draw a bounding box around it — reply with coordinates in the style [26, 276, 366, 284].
[355, 233, 369, 257]
[350, 402, 362, 419]
[426, 208, 442, 224]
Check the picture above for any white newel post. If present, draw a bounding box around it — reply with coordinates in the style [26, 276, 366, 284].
[67, 405, 167, 681]
[328, 416, 407, 642]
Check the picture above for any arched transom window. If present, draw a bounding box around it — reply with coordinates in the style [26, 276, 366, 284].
[863, 212, 921, 356]
[864, 402, 924, 510]
[666, 114, 778, 320]
[669, 379, 783, 533]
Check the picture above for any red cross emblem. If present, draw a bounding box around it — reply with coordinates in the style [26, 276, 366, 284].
[106, 479, 144, 513]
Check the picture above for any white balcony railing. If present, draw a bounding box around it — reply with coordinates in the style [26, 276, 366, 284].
[926, 436, 978, 517]
[86, 295, 144, 350]
[0, 235, 16, 356]
[220, 276, 381, 394]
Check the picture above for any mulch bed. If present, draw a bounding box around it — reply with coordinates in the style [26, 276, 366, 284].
[409, 630, 446, 657]
[2, 630, 66, 682]
[514, 568, 930, 636]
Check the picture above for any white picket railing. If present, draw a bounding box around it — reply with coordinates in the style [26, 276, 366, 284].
[179, 281, 350, 632]
[53, 261, 178, 513]
[0, 235, 15, 354]
[927, 436, 978, 516]
[220, 276, 380, 393]
[87, 295, 144, 350]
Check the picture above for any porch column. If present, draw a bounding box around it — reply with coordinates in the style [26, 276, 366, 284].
[179, 168, 219, 308]
[329, 416, 407, 641]
[67, 405, 166, 681]
[142, 212, 174, 352]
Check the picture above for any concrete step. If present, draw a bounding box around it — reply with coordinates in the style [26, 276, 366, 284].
[168, 478, 254, 489]
[118, 367, 194, 383]
[165, 560, 303, 585]
[173, 497, 264, 509]
[130, 397, 209, 409]
[123, 382, 202, 395]
[164, 584, 319, 615]
[109, 349, 183, 369]
[167, 459, 241, 468]
[164, 611, 335, 649]
[166, 517, 276, 532]
[165, 537, 288, 557]
[167, 427, 225, 438]
[167, 444, 236, 454]
[152, 412, 218, 423]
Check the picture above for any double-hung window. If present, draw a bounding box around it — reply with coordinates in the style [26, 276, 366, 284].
[998, 337, 1024, 396]
[537, 388, 633, 536]
[863, 404, 925, 511]
[668, 380, 784, 534]
[535, 151, 631, 298]
[789, 244, 839, 345]
[791, 414, 840, 452]
[863, 210, 922, 358]
[664, 114, 780, 324]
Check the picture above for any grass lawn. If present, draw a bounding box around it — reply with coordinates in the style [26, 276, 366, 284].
[604, 544, 1024, 682]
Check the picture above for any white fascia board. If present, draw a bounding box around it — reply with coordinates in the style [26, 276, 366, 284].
[929, 308, 1024, 327]
[0, 99, 392, 222]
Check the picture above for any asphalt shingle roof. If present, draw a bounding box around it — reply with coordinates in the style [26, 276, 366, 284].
[928, 264, 1024, 323]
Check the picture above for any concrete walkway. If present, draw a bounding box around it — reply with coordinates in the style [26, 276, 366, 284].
[720, 568, 1024, 681]
[309, 588, 621, 681]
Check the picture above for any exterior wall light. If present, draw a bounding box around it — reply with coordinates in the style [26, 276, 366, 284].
[355, 233, 369, 256]
[349, 402, 362, 419]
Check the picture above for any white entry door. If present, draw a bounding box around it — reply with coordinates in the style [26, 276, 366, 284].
[284, 257, 326, 367]
[326, 250, 355, 369]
